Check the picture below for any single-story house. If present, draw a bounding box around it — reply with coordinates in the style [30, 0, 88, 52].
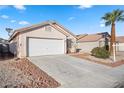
[9, 21, 77, 58]
[116, 36, 124, 52]
[76, 32, 110, 53]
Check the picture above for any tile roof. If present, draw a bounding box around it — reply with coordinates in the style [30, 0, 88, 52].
[116, 36, 124, 43]
[76, 34, 88, 40]
[9, 20, 76, 41]
[77, 34, 103, 42]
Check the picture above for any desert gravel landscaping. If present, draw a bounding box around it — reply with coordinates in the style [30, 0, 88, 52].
[70, 52, 124, 67]
[0, 58, 60, 88]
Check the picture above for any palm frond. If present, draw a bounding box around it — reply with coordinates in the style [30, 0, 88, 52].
[102, 9, 124, 26]
[117, 15, 124, 21]
[105, 21, 111, 26]
[102, 13, 111, 20]
[113, 9, 124, 22]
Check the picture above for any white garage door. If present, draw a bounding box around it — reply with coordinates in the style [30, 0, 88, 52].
[118, 43, 124, 51]
[28, 38, 65, 56]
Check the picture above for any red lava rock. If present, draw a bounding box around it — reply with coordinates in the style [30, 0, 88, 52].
[9, 58, 60, 88]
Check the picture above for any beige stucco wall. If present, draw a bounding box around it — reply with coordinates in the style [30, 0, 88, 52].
[18, 25, 69, 58]
[116, 43, 124, 51]
[77, 38, 108, 53]
[54, 24, 77, 52]
[77, 41, 100, 53]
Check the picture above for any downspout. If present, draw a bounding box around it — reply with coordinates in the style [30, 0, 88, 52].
[66, 36, 69, 54]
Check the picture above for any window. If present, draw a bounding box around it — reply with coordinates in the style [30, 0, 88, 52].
[45, 26, 51, 32]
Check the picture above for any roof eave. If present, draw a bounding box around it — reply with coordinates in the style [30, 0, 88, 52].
[9, 21, 77, 41]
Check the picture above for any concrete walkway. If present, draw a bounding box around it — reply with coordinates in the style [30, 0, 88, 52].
[28, 55, 124, 88]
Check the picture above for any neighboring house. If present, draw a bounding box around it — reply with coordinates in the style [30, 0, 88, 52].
[0, 38, 8, 44]
[116, 36, 124, 52]
[0, 38, 9, 55]
[9, 21, 77, 58]
[76, 32, 110, 53]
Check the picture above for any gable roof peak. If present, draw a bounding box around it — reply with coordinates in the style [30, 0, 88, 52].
[9, 20, 76, 41]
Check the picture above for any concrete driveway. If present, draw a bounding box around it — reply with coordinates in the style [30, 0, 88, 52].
[28, 55, 124, 88]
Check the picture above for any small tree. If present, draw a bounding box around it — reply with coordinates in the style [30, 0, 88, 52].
[91, 47, 110, 59]
[5, 28, 13, 37]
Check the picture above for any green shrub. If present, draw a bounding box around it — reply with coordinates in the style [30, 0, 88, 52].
[91, 47, 110, 59]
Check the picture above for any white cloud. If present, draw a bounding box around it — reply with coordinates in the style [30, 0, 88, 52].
[68, 17, 75, 21]
[100, 20, 105, 27]
[19, 21, 30, 25]
[78, 5, 93, 9]
[10, 20, 16, 23]
[13, 5, 26, 10]
[1, 15, 9, 19]
[100, 23, 105, 27]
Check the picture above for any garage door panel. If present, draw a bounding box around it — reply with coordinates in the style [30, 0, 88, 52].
[118, 43, 124, 51]
[28, 38, 65, 56]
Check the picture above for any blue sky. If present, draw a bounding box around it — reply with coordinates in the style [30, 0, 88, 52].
[0, 5, 124, 39]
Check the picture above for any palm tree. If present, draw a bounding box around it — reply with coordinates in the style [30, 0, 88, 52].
[102, 9, 124, 55]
